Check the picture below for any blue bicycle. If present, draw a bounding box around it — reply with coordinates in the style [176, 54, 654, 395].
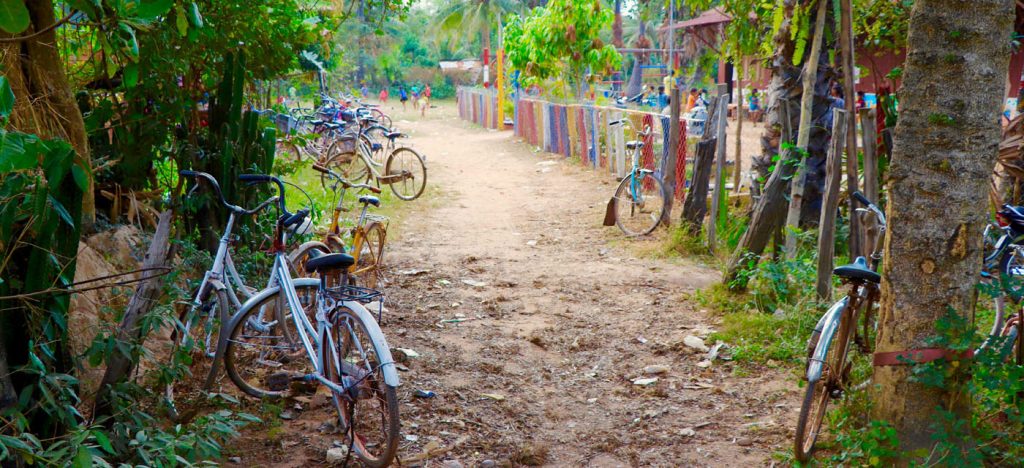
[606, 120, 667, 237]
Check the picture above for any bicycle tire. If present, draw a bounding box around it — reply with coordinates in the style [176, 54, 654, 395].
[353, 221, 386, 289]
[277, 140, 303, 163]
[794, 312, 852, 462]
[370, 109, 392, 130]
[166, 287, 230, 414]
[384, 147, 427, 200]
[324, 143, 372, 184]
[288, 241, 331, 275]
[613, 172, 666, 237]
[364, 125, 391, 165]
[223, 282, 320, 398]
[325, 305, 399, 467]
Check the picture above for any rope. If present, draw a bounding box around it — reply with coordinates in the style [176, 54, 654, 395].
[0, 267, 173, 301]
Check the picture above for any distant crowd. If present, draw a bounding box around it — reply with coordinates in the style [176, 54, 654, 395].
[360, 82, 432, 116]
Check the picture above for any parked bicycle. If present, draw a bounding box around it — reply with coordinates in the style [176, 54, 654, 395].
[323, 120, 428, 201]
[289, 164, 389, 289]
[603, 119, 667, 237]
[169, 171, 316, 405]
[794, 191, 884, 462]
[976, 204, 1024, 363]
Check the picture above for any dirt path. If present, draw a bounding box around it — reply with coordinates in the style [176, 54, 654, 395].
[232, 102, 794, 467]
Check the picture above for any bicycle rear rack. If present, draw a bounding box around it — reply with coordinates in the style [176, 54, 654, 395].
[324, 285, 386, 322]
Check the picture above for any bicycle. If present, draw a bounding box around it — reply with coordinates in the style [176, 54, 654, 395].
[794, 191, 884, 463]
[603, 120, 667, 237]
[975, 204, 1024, 364]
[222, 202, 400, 466]
[289, 164, 389, 290]
[323, 122, 428, 201]
[169, 171, 316, 404]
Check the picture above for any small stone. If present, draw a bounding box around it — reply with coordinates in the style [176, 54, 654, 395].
[679, 428, 696, 437]
[632, 377, 659, 386]
[736, 437, 754, 447]
[683, 335, 709, 353]
[228, 457, 242, 463]
[441, 461, 464, 468]
[696, 360, 712, 368]
[643, 365, 670, 375]
[405, 434, 419, 442]
[526, 240, 538, 247]
[279, 410, 294, 420]
[326, 446, 350, 464]
[481, 460, 497, 468]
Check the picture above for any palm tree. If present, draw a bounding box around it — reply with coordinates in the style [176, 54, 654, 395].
[434, 0, 523, 54]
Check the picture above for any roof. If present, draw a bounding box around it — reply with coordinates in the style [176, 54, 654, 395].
[659, 7, 731, 32]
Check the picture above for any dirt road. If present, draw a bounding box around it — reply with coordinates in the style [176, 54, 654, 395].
[233, 102, 794, 467]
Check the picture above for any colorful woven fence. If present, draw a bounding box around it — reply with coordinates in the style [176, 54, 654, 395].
[456, 87, 500, 129]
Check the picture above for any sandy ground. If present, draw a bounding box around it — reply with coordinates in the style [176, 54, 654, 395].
[226, 101, 794, 467]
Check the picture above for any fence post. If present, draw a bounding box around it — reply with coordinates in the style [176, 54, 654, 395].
[816, 110, 848, 300]
[707, 85, 730, 252]
[663, 87, 682, 224]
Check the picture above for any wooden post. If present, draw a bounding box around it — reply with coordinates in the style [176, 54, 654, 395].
[860, 108, 879, 204]
[816, 111, 848, 300]
[733, 67, 744, 193]
[783, 0, 829, 259]
[707, 85, 730, 252]
[840, 0, 861, 262]
[663, 87, 683, 223]
[681, 97, 721, 233]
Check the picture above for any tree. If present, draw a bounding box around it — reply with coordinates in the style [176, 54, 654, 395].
[435, 0, 522, 55]
[504, 0, 622, 98]
[870, 0, 1014, 459]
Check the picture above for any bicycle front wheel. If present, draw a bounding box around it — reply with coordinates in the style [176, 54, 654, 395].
[352, 221, 386, 289]
[385, 147, 427, 200]
[613, 172, 666, 237]
[224, 282, 319, 399]
[794, 317, 851, 462]
[324, 305, 399, 467]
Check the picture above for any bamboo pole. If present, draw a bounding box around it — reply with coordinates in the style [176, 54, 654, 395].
[707, 85, 730, 252]
[815, 111, 848, 300]
[783, 0, 829, 259]
[840, 0, 861, 260]
[733, 64, 744, 193]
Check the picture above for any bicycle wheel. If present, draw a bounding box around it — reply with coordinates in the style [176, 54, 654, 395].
[371, 109, 392, 129]
[323, 143, 371, 185]
[794, 315, 852, 462]
[224, 283, 319, 398]
[364, 126, 391, 165]
[166, 287, 230, 414]
[613, 171, 666, 237]
[276, 140, 303, 163]
[324, 305, 399, 467]
[353, 221, 386, 289]
[385, 147, 427, 200]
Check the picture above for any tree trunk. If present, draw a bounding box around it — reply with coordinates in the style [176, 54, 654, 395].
[870, 0, 1014, 459]
[613, 0, 623, 48]
[481, 0, 491, 54]
[1, 0, 94, 230]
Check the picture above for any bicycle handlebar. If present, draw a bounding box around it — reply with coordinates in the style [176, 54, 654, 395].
[239, 174, 288, 214]
[180, 170, 281, 216]
[851, 190, 886, 227]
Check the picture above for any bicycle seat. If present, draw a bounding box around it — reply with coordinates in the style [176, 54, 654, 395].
[324, 122, 342, 130]
[305, 253, 355, 274]
[359, 195, 380, 207]
[833, 256, 880, 284]
[626, 140, 644, 150]
[385, 131, 403, 140]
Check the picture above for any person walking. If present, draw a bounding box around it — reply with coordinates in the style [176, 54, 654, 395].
[421, 84, 432, 116]
[399, 86, 409, 110]
[379, 87, 389, 104]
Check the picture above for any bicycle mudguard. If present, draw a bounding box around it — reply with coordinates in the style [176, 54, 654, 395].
[604, 198, 617, 226]
[342, 301, 401, 388]
[806, 296, 849, 383]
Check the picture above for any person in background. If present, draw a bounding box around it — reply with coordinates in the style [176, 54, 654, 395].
[827, 83, 845, 126]
[748, 88, 762, 123]
[379, 87, 389, 104]
[856, 91, 866, 109]
[399, 86, 409, 110]
[360, 83, 369, 99]
[657, 86, 668, 109]
[685, 88, 698, 113]
[421, 84, 432, 116]
[698, 88, 710, 108]
[663, 70, 675, 95]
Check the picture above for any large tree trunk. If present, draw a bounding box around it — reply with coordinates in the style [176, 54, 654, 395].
[870, 0, 1013, 459]
[1, 0, 94, 230]
[613, 0, 623, 48]
[481, 0, 491, 53]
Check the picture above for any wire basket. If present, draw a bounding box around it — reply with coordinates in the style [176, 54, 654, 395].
[324, 284, 386, 323]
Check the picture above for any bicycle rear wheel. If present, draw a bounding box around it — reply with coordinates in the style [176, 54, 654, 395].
[613, 171, 666, 237]
[353, 222, 386, 289]
[324, 143, 371, 184]
[224, 283, 319, 398]
[385, 147, 427, 200]
[324, 305, 399, 467]
[794, 316, 851, 462]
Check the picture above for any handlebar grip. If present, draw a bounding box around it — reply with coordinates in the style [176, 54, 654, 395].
[239, 174, 275, 184]
[365, 185, 382, 194]
[179, 170, 202, 178]
[311, 164, 329, 174]
[852, 191, 872, 207]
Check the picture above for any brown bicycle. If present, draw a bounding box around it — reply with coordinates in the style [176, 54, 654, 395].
[289, 164, 388, 289]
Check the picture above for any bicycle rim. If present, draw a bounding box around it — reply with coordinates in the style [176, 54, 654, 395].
[224, 284, 319, 398]
[385, 147, 427, 200]
[613, 173, 665, 236]
[329, 307, 399, 467]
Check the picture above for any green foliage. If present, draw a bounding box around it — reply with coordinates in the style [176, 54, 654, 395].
[0, 0, 30, 34]
[504, 0, 622, 95]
